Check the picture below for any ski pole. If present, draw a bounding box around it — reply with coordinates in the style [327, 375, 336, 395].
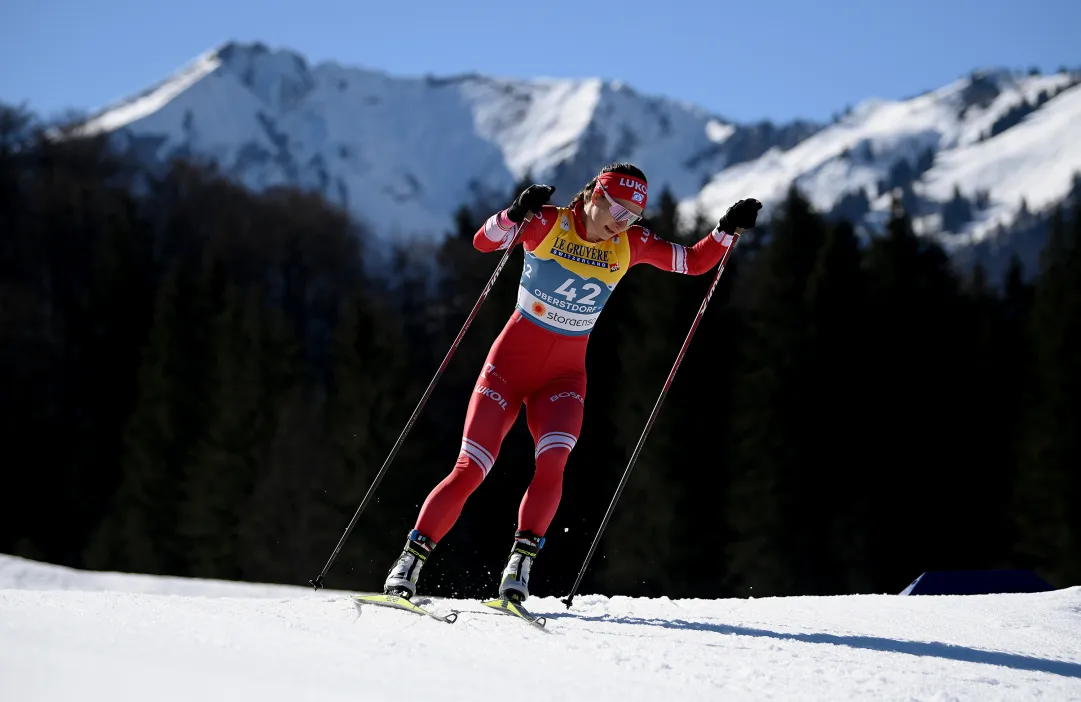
[309, 212, 534, 590]
[561, 230, 742, 609]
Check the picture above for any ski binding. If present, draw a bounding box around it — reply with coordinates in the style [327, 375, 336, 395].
[481, 597, 548, 630]
[352, 593, 459, 624]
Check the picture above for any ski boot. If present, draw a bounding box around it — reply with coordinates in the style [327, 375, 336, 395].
[498, 530, 545, 603]
[383, 529, 435, 599]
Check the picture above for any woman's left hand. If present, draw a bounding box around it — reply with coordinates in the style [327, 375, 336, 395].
[718, 198, 762, 233]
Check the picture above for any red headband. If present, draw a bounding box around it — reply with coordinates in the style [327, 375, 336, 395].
[595, 171, 648, 210]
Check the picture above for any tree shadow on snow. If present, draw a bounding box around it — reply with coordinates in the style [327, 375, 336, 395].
[545, 612, 1081, 679]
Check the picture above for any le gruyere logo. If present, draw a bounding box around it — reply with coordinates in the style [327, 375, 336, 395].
[552, 237, 609, 268]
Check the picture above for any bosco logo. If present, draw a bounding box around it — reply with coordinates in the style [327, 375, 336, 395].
[550, 390, 584, 405]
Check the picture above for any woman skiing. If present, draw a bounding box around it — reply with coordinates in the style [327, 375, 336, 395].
[383, 161, 761, 603]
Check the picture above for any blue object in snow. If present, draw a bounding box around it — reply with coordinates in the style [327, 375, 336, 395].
[899, 569, 1054, 595]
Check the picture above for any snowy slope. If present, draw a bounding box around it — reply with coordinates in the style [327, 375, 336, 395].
[3, 554, 1080, 701]
[919, 81, 1081, 244]
[682, 70, 1081, 246]
[74, 41, 815, 242]
[0, 551, 335, 599]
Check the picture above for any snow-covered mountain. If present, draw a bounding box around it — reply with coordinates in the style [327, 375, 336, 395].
[73, 41, 815, 241]
[682, 69, 1081, 251]
[74, 41, 1081, 274]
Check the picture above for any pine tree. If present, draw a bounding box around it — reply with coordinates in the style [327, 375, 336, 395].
[859, 194, 978, 590]
[663, 200, 751, 600]
[723, 185, 830, 597]
[950, 260, 1028, 570]
[68, 183, 154, 564]
[1013, 204, 1081, 586]
[0, 106, 52, 559]
[84, 267, 186, 574]
[798, 218, 875, 593]
[176, 282, 269, 579]
[230, 296, 318, 585]
[312, 287, 416, 589]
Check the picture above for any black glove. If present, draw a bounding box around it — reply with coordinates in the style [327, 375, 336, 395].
[506, 184, 556, 224]
[718, 198, 762, 232]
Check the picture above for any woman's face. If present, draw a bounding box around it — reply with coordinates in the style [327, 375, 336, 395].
[584, 182, 645, 241]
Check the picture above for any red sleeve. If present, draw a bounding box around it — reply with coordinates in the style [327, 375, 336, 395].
[627, 224, 739, 275]
[473, 205, 557, 253]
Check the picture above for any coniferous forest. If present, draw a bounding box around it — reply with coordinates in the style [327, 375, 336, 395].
[2, 103, 1079, 600]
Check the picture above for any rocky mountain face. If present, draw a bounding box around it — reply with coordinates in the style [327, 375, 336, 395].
[74, 42, 1081, 280]
[72, 41, 817, 239]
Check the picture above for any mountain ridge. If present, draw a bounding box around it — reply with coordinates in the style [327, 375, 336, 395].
[71, 41, 1081, 277]
[71, 40, 819, 239]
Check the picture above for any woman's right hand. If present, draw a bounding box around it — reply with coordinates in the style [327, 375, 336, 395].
[507, 184, 556, 223]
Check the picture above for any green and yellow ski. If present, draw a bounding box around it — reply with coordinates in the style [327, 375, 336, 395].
[481, 597, 548, 630]
[352, 594, 459, 624]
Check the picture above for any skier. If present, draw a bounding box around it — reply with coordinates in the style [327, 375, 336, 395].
[383, 161, 761, 603]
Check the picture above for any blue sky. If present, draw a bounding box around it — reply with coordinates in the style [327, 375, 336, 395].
[2, 0, 1078, 124]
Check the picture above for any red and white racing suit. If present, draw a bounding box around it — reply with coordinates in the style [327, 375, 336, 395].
[413, 201, 739, 542]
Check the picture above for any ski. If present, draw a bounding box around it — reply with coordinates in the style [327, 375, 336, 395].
[352, 594, 459, 624]
[481, 597, 548, 630]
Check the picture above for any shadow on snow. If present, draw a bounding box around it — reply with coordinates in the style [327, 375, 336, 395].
[545, 612, 1081, 679]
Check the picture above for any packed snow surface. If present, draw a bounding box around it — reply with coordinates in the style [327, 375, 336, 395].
[2, 554, 1079, 701]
